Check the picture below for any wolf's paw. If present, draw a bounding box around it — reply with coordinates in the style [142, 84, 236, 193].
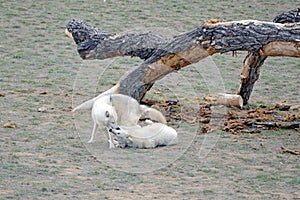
[87, 139, 94, 143]
[108, 140, 116, 149]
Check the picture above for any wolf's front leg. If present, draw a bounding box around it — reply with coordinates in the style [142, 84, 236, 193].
[104, 128, 116, 149]
[108, 138, 116, 149]
[88, 123, 98, 143]
[107, 131, 116, 149]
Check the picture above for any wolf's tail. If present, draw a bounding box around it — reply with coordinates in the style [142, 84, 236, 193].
[72, 83, 120, 112]
[72, 98, 95, 112]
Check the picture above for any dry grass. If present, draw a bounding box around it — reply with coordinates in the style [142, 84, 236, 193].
[0, 1, 299, 199]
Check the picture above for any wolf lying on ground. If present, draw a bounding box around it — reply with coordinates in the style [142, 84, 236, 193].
[109, 123, 178, 149]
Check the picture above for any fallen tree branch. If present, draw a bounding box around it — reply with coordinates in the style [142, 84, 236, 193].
[67, 8, 300, 103]
[119, 20, 300, 101]
[280, 146, 300, 155]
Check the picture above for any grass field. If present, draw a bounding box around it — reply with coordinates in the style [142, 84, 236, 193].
[0, 1, 299, 199]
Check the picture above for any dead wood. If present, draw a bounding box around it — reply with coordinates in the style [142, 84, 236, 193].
[237, 8, 300, 104]
[120, 20, 300, 101]
[216, 93, 243, 108]
[141, 98, 299, 134]
[65, 19, 167, 60]
[280, 146, 300, 155]
[66, 8, 300, 103]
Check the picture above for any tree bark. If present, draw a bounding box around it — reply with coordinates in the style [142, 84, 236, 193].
[237, 53, 267, 104]
[237, 8, 300, 104]
[66, 9, 300, 103]
[119, 20, 300, 101]
[66, 19, 168, 60]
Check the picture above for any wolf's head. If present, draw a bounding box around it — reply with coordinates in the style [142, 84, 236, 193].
[102, 105, 118, 129]
[92, 99, 118, 129]
[109, 127, 130, 147]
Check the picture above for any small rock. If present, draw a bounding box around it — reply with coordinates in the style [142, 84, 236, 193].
[38, 107, 47, 112]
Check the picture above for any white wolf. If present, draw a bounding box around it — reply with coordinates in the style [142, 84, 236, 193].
[140, 105, 167, 124]
[89, 94, 118, 148]
[78, 93, 168, 148]
[110, 123, 178, 149]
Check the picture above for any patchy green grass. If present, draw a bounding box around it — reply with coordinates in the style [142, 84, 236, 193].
[0, 0, 299, 199]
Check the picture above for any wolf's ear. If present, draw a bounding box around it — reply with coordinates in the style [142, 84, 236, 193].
[105, 111, 110, 118]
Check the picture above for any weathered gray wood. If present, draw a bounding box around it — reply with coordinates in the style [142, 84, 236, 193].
[273, 8, 300, 24]
[119, 20, 300, 101]
[66, 8, 300, 103]
[66, 18, 300, 61]
[237, 8, 300, 104]
[66, 19, 167, 60]
[237, 53, 267, 104]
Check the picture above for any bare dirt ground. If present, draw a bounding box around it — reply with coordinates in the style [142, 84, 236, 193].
[0, 1, 299, 199]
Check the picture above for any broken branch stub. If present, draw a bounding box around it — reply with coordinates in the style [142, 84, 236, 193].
[216, 93, 243, 108]
[237, 8, 300, 104]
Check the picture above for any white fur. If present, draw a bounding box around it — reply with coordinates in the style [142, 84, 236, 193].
[90, 95, 118, 148]
[140, 105, 167, 124]
[88, 94, 143, 148]
[111, 123, 178, 149]
[109, 94, 142, 126]
[76, 92, 171, 149]
[72, 83, 120, 112]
